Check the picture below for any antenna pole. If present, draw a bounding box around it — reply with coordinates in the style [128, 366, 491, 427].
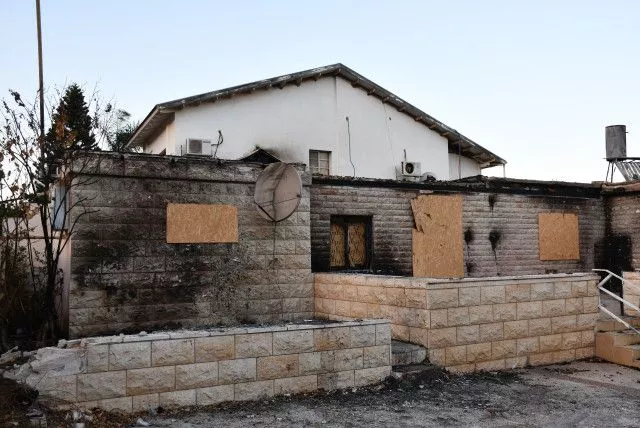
[36, 0, 45, 143]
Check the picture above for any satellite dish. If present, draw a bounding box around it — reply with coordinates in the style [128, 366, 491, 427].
[254, 162, 302, 222]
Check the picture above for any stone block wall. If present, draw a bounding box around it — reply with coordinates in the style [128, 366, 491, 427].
[68, 153, 313, 337]
[26, 321, 391, 412]
[622, 271, 640, 316]
[315, 273, 599, 372]
[311, 183, 605, 277]
[607, 193, 640, 270]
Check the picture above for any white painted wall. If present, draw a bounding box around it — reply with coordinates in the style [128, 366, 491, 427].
[4, 212, 70, 332]
[334, 78, 450, 180]
[448, 153, 482, 180]
[142, 77, 482, 180]
[146, 120, 175, 155]
[170, 78, 337, 161]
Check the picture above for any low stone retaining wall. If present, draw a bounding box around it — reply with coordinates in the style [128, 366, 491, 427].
[315, 273, 599, 372]
[622, 271, 640, 316]
[9, 320, 391, 412]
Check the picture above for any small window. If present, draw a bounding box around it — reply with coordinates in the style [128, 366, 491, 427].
[330, 215, 372, 271]
[309, 150, 331, 176]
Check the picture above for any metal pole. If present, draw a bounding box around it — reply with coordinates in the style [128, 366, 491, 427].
[36, 0, 45, 142]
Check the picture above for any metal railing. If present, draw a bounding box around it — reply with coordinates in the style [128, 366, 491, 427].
[593, 269, 640, 335]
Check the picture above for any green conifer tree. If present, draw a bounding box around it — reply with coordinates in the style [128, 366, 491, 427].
[46, 84, 97, 153]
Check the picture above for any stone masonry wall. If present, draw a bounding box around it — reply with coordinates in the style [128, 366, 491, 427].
[17, 320, 391, 412]
[311, 184, 605, 277]
[315, 273, 599, 372]
[622, 271, 640, 316]
[607, 193, 640, 270]
[68, 153, 313, 337]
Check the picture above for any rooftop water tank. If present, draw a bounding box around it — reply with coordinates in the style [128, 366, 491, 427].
[606, 125, 627, 160]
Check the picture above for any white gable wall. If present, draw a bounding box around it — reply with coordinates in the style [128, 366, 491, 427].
[448, 153, 482, 179]
[141, 76, 481, 180]
[169, 78, 337, 161]
[146, 120, 175, 155]
[334, 78, 450, 180]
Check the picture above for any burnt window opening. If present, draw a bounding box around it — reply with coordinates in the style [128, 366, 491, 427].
[329, 215, 372, 271]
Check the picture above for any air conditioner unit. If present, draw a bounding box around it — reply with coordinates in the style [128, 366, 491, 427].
[401, 161, 421, 177]
[186, 138, 212, 155]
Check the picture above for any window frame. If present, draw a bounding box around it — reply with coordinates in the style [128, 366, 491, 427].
[329, 215, 373, 272]
[309, 150, 331, 176]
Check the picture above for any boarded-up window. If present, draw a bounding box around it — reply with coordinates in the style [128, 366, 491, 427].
[538, 213, 580, 260]
[411, 194, 464, 278]
[329, 216, 371, 270]
[166, 204, 238, 243]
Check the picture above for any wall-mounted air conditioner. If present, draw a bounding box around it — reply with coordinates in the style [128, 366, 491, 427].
[401, 161, 421, 177]
[186, 138, 212, 155]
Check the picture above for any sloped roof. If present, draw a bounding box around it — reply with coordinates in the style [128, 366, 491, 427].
[127, 63, 506, 168]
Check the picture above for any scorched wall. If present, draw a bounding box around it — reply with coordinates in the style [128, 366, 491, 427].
[311, 180, 605, 277]
[68, 153, 313, 338]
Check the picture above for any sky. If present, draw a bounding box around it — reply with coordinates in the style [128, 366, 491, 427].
[2, 0, 640, 182]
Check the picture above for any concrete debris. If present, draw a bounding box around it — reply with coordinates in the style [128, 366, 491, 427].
[136, 418, 151, 426]
[65, 409, 93, 424]
[25, 408, 42, 418]
[0, 347, 21, 366]
[57, 338, 82, 349]
[4, 346, 85, 391]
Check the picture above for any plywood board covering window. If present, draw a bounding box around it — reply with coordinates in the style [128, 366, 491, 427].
[411, 194, 464, 278]
[538, 212, 580, 260]
[166, 204, 238, 243]
[330, 216, 371, 270]
[330, 223, 346, 267]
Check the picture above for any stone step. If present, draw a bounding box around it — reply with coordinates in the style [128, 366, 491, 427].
[596, 317, 640, 332]
[391, 340, 427, 366]
[602, 330, 640, 348]
[595, 330, 640, 369]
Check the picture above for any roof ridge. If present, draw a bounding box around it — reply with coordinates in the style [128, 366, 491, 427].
[127, 64, 506, 167]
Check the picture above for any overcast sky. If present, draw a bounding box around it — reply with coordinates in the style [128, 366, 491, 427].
[2, 1, 639, 182]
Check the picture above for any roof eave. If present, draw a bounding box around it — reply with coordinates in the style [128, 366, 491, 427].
[126, 107, 175, 149]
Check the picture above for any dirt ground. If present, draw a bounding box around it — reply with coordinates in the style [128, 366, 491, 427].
[3, 361, 640, 427]
[148, 361, 640, 428]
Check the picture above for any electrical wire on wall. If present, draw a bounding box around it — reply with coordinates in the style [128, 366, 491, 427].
[345, 116, 356, 177]
[213, 130, 224, 159]
[458, 142, 462, 180]
[382, 102, 398, 177]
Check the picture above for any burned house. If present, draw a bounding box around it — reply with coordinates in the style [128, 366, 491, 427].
[21, 70, 640, 411]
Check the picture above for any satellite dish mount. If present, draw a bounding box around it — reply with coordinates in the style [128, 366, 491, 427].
[254, 162, 302, 222]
